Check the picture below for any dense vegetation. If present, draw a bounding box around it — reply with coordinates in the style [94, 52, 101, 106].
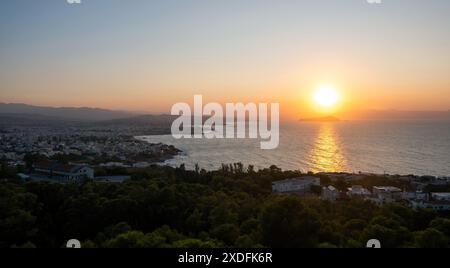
[1, 163, 450, 248]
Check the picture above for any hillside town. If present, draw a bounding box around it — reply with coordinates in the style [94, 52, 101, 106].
[272, 173, 450, 211]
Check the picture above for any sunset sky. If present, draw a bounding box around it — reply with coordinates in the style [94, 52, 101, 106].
[1, 0, 449, 119]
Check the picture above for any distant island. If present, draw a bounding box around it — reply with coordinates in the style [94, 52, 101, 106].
[299, 116, 341, 122]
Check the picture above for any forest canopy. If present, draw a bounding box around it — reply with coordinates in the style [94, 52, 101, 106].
[1, 164, 449, 248]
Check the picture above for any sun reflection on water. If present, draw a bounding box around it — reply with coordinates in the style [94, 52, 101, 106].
[308, 124, 347, 173]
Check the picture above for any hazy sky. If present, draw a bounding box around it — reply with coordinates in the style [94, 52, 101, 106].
[1, 0, 449, 118]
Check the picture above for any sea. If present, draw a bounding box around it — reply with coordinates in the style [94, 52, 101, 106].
[136, 120, 450, 177]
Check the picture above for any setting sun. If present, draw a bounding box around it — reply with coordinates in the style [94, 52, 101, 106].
[314, 85, 340, 108]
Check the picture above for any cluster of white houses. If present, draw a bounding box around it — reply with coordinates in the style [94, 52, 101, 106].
[272, 177, 450, 211]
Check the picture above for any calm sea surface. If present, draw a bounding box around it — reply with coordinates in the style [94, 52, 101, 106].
[137, 121, 450, 176]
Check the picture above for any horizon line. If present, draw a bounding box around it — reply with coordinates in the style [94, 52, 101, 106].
[1, 102, 450, 115]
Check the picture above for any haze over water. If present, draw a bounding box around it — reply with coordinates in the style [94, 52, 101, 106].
[139, 121, 450, 177]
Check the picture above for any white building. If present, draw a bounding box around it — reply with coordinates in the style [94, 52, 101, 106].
[372, 186, 402, 203]
[431, 192, 450, 202]
[322, 185, 339, 201]
[33, 162, 94, 181]
[272, 176, 320, 194]
[347, 185, 371, 197]
[402, 191, 428, 201]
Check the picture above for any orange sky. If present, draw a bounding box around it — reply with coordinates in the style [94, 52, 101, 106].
[1, 1, 449, 120]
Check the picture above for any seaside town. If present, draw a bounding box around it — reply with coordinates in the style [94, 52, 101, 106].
[1, 124, 449, 212]
[0, 125, 180, 182]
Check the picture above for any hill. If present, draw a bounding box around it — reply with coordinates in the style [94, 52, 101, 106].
[0, 103, 133, 121]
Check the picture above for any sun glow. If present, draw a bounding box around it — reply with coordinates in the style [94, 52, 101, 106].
[314, 85, 340, 108]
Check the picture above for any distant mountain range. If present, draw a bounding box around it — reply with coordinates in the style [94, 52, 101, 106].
[1, 103, 450, 126]
[0, 103, 134, 121]
[0, 103, 180, 133]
